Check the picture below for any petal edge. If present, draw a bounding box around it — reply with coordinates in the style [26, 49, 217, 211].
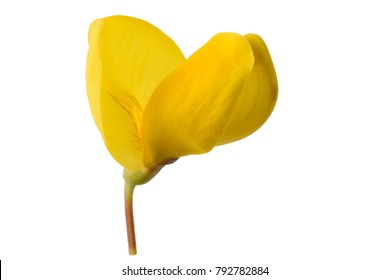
[217, 34, 278, 145]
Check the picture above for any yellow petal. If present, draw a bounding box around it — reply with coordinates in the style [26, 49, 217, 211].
[217, 34, 278, 145]
[86, 16, 185, 171]
[142, 33, 254, 167]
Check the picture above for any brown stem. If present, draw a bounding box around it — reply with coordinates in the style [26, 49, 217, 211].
[125, 182, 137, 255]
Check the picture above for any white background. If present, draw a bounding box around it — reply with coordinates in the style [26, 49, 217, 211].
[0, 0, 389, 279]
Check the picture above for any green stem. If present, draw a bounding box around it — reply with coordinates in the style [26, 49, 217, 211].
[125, 182, 137, 255]
[122, 165, 170, 255]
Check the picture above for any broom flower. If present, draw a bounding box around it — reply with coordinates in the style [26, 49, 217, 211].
[86, 15, 278, 255]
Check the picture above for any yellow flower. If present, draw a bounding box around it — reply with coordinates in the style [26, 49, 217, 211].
[86, 15, 278, 255]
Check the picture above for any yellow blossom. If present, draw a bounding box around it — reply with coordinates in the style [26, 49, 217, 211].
[86, 15, 278, 255]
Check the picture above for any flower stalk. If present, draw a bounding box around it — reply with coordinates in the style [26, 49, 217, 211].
[124, 181, 137, 255]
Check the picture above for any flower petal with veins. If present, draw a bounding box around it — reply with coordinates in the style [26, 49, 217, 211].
[86, 16, 185, 170]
